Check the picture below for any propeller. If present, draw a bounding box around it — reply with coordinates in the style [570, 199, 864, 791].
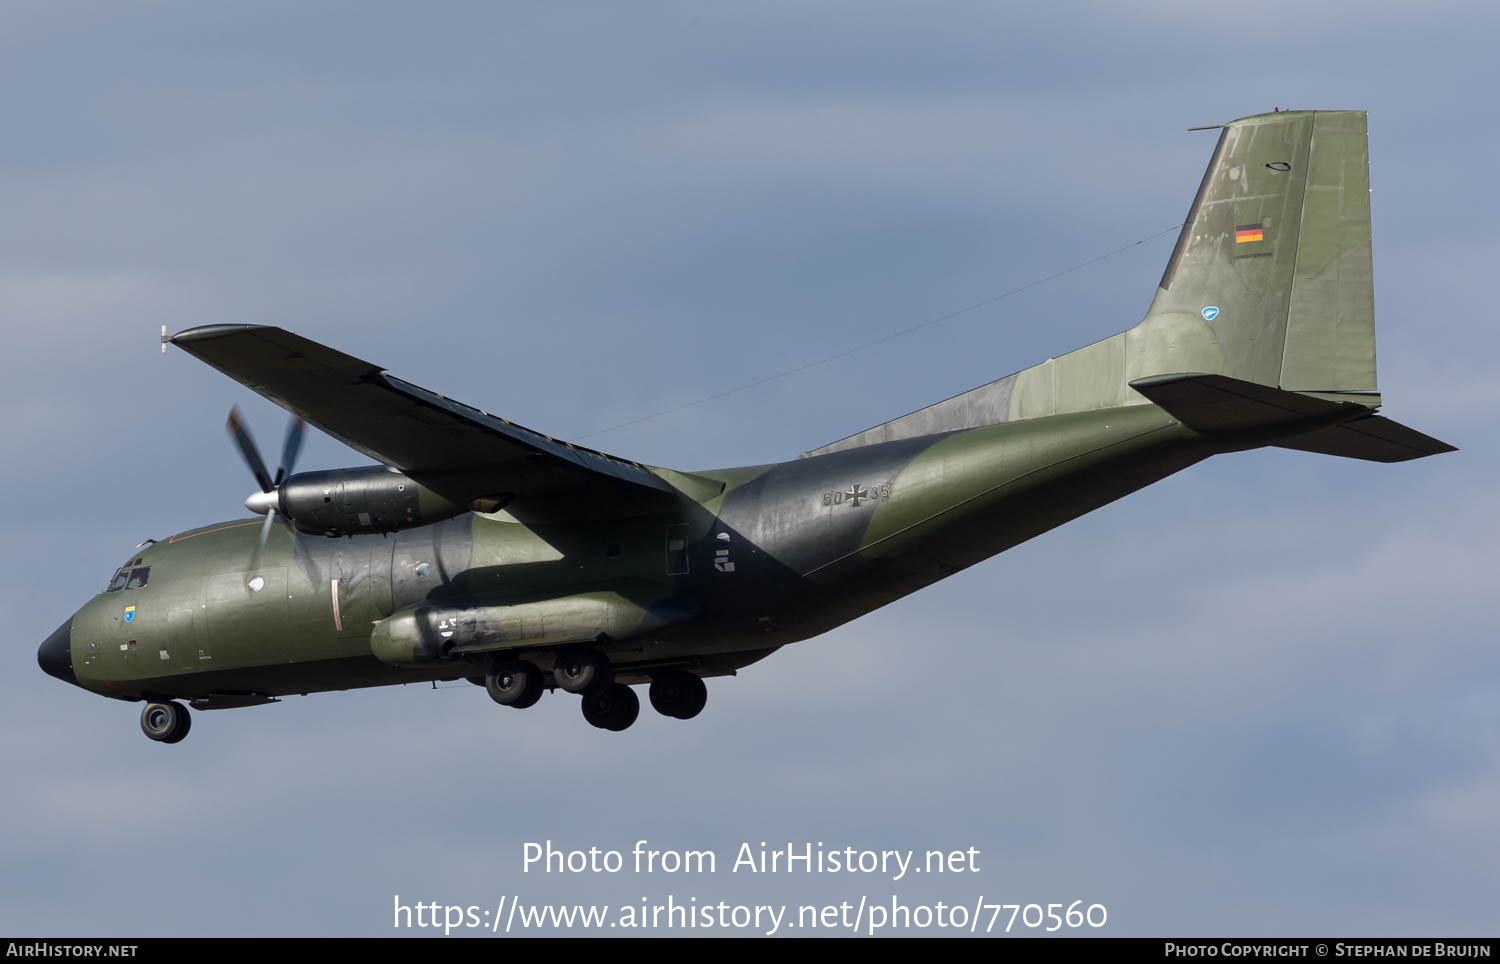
[226, 406, 306, 564]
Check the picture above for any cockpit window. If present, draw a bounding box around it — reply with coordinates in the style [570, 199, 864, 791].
[107, 569, 130, 592]
[124, 567, 150, 590]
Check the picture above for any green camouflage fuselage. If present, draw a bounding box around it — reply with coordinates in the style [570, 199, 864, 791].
[67, 403, 1203, 703]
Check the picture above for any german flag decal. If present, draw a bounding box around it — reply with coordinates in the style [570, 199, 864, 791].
[1235, 223, 1264, 243]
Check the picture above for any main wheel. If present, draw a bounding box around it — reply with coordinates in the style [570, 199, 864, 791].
[552, 647, 612, 695]
[485, 659, 544, 708]
[162, 707, 192, 743]
[580, 683, 640, 731]
[140, 701, 191, 743]
[648, 669, 708, 720]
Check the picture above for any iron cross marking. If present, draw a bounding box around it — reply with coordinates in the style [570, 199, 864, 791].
[844, 484, 868, 508]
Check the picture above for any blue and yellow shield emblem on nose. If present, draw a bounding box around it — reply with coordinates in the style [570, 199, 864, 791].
[123, 605, 136, 623]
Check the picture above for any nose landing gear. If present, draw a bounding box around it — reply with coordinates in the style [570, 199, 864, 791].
[140, 701, 191, 744]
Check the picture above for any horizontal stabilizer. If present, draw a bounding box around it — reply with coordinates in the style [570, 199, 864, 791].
[1129, 372, 1369, 435]
[1131, 372, 1455, 462]
[1276, 415, 1457, 463]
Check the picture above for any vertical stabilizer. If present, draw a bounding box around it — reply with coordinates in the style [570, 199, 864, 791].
[1150, 109, 1376, 393]
[805, 110, 1384, 458]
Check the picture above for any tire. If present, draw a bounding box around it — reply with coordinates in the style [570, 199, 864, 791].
[510, 662, 544, 709]
[672, 674, 707, 720]
[648, 669, 707, 720]
[485, 659, 542, 707]
[161, 706, 192, 744]
[552, 647, 612, 695]
[140, 701, 189, 743]
[581, 683, 639, 731]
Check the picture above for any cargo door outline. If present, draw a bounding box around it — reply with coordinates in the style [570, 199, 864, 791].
[168, 609, 199, 669]
[167, 579, 206, 670]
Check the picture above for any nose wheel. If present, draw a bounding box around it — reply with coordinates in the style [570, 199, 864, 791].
[140, 701, 192, 744]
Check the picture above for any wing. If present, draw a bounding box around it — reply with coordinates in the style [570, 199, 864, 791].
[168, 324, 706, 514]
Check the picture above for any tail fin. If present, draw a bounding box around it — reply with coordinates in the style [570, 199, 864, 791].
[806, 109, 1454, 461]
[1149, 109, 1376, 392]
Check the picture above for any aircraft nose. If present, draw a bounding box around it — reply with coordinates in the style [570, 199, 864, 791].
[38, 617, 75, 684]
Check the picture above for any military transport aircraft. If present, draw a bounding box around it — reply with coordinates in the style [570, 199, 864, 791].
[39, 109, 1454, 743]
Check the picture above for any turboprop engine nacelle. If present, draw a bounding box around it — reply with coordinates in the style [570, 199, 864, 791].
[245, 465, 467, 536]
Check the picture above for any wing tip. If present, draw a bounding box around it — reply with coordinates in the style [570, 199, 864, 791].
[167, 323, 272, 346]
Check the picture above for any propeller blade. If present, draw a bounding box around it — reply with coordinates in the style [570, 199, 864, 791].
[259, 507, 277, 550]
[226, 406, 275, 493]
[247, 506, 276, 573]
[261, 511, 323, 587]
[274, 416, 305, 487]
[282, 514, 323, 587]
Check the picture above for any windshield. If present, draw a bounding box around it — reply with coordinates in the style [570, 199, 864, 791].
[106, 562, 151, 593]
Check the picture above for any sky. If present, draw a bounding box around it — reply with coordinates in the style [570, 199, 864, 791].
[3, 0, 1496, 938]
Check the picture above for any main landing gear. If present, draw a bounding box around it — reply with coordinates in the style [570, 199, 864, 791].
[140, 701, 191, 744]
[484, 658, 544, 709]
[648, 668, 708, 720]
[581, 683, 639, 731]
[551, 646, 612, 695]
[480, 646, 711, 732]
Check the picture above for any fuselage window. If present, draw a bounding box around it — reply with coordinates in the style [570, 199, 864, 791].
[124, 567, 151, 590]
[106, 569, 130, 592]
